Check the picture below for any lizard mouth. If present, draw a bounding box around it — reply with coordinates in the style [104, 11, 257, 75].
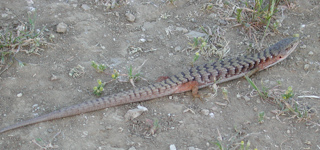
[279, 40, 299, 60]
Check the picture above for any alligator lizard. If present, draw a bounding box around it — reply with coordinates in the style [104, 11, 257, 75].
[0, 37, 299, 133]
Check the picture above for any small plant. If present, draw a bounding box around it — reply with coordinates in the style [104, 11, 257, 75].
[146, 118, 161, 135]
[111, 69, 120, 79]
[127, 65, 141, 81]
[0, 11, 48, 75]
[191, 52, 200, 67]
[167, 0, 176, 5]
[258, 111, 265, 124]
[214, 140, 224, 150]
[245, 75, 268, 99]
[91, 61, 106, 73]
[239, 140, 257, 150]
[93, 79, 105, 96]
[189, 37, 211, 56]
[235, 0, 282, 38]
[188, 26, 229, 60]
[222, 87, 228, 100]
[201, 3, 214, 12]
[282, 86, 294, 100]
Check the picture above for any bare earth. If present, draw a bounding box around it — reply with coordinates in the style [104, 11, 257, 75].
[0, 0, 319, 149]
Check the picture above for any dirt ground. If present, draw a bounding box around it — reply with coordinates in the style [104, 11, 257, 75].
[0, 0, 319, 149]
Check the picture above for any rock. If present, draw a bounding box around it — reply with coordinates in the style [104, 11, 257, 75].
[2, 13, 8, 18]
[174, 46, 181, 52]
[208, 13, 217, 18]
[308, 51, 314, 56]
[47, 128, 54, 133]
[176, 27, 188, 33]
[169, 144, 177, 150]
[125, 12, 135, 22]
[188, 147, 201, 150]
[17, 93, 23, 97]
[50, 74, 60, 81]
[304, 64, 310, 71]
[188, 147, 196, 150]
[124, 105, 148, 120]
[81, 4, 90, 10]
[139, 38, 146, 43]
[243, 96, 250, 101]
[209, 112, 214, 118]
[218, 19, 227, 25]
[56, 22, 67, 33]
[201, 109, 210, 116]
[128, 147, 136, 150]
[300, 45, 307, 49]
[185, 31, 206, 38]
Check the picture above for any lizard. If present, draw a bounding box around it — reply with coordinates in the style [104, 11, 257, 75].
[0, 37, 299, 133]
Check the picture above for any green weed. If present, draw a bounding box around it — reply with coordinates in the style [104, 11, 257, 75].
[93, 79, 105, 96]
[91, 61, 106, 73]
[111, 69, 120, 79]
[245, 79, 315, 123]
[127, 65, 142, 85]
[214, 140, 224, 150]
[282, 86, 294, 100]
[0, 11, 48, 75]
[240, 140, 257, 150]
[245, 76, 268, 99]
[258, 111, 265, 124]
[236, 0, 282, 38]
[191, 52, 200, 67]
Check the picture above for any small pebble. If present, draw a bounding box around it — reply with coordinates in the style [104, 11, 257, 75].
[256, 99, 261, 103]
[128, 147, 136, 150]
[17, 93, 22, 97]
[208, 13, 216, 18]
[81, 4, 90, 10]
[304, 64, 310, 71]
[2, 13, 8, 18]
[124, 105, 148, 120]
[81, 131, 88, 137]
[139, 38, 146, 43]
[170, 144, 177, 150]
[201, 109, 210, 116]
[174, 46, 181, 52]
[175, 27, 188, 33]
[32, 104, 38, 108]
[300, 45, 307, 49]
[188, 147, 196, 150]
[243, 96, 250, 101]
[56, 22, 67, 33]
[47, 128, 54, 133]
[185, 31, 206, 38]
[169, 96, 173, 99]
[209, 112, 214, 118]
[218, 19, 227, 25]
[211, 106, 218, 111]
[50, 74, 60, 81]
[125, 12, 135, 22]
[308, 51, 314, 56]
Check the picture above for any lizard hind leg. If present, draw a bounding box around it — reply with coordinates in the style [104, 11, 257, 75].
[174, 81, 203, 101]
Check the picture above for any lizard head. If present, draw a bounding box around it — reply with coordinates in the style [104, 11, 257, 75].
[262, 37, 299, 69]
[270, 37, 299, 61]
